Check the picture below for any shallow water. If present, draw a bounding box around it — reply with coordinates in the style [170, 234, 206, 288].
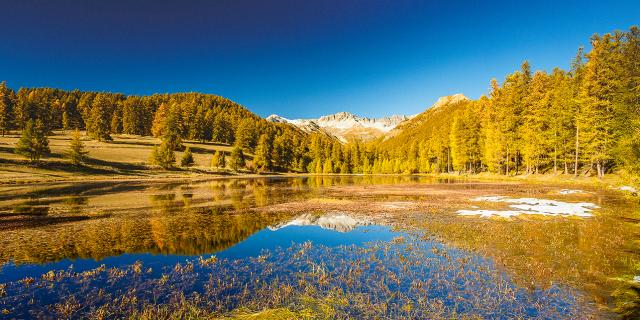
[0, 176, 638, 318]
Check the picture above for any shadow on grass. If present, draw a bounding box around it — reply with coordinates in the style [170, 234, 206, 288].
[84, 157, 148, 171]
[107, 140, 157, 147]
[0, 214, 96, 231]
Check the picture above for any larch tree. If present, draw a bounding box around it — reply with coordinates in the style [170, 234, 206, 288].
[180, 146, 195, 167]
[520, 71, 551, 174]
[15, 119, 50, 162]
[253, 133, 274, 172]
[578, 34, 620, 178]
[150, 141, 176, 169]
[87, 94, 112, 142]
[0, 81, 15, 136]
[211, 150, 226, 168]
[229, 146, 246, 171]
[65, 129, 89, 165]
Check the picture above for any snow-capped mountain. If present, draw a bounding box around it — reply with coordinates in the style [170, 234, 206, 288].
[268, 212, 371, 232]
[266, 112, 411, 142]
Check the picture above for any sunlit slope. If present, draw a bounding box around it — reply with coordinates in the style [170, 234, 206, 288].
[381, 94, 470, 147]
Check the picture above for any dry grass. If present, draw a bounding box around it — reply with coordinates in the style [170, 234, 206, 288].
[0, 130, 249, 184]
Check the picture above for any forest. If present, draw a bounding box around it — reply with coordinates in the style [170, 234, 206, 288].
[0, 26, 638, 179]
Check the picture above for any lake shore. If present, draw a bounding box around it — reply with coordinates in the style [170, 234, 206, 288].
[1, 166, 638, 200]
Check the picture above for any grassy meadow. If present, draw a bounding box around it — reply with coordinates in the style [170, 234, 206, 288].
[0, 130, 249, 184]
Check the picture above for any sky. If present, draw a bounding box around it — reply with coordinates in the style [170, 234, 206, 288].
[1, 1, 639, 118]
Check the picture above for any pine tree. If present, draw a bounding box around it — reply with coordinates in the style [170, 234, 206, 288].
[15, 119, 50, 162]
[65, 129, 89, 165]
[230, 146, 246, 171]
[180, 146, 195, 167]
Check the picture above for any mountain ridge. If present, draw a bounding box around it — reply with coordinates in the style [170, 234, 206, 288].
[267, 94, 468, 142]
[266, 111, 412, 142]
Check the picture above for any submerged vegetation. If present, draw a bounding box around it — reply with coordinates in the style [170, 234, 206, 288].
[0, 176, 639, 318]
[0, 236, 591, 319]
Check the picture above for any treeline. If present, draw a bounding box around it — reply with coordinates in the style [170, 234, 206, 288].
[335, 26, 639, 178]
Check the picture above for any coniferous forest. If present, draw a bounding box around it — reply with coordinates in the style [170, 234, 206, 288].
[0, 26, 639, 179]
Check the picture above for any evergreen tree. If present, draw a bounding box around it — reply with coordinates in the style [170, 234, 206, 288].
[65, 129, 89, 165]
[230, 146, 246, 171]
[15, 119, 50, 162]
[180, 146, 195, 167]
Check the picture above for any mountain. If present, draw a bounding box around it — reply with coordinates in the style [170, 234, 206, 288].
[383, 93, 470, 143]
[428, 93, 469, 110]
[268, 212, 371, 232]
[266, 112, 411, 142]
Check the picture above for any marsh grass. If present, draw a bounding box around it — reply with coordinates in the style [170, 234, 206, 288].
[0, 236, 589, 319]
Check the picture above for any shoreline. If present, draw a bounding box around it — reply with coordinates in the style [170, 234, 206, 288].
[0, 169, 637, 197]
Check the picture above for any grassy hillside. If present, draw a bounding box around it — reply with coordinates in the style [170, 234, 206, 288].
[0, 130, 249, 184]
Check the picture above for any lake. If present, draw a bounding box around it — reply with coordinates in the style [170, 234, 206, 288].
[0, 176, 638, 318]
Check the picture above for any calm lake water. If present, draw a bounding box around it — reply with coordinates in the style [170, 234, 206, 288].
[0, 176, 638, 318]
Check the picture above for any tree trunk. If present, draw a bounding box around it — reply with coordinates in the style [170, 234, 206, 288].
[596, 161, 603, 179]
[553, 145, 558, 174]
[574, 126, 579, 177]
[506, 146, 510, 176]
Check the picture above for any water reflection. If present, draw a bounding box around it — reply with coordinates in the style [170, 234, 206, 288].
[0, 175, 638, 318]
[269, 212, 371, 232]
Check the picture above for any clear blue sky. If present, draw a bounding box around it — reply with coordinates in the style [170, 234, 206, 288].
[1, 0, 638, 118]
